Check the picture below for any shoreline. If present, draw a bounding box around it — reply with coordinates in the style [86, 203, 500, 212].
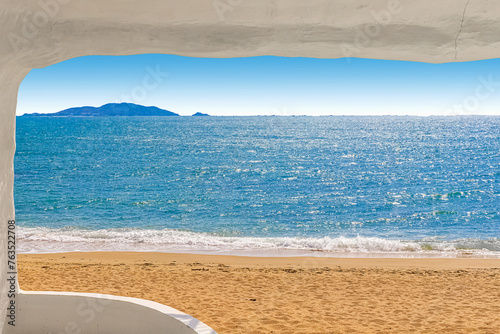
[18, 227, 500, 260]
[18, 252, 500, 333]
[17, 251, 500, 267]
[17, 245, 500, 260]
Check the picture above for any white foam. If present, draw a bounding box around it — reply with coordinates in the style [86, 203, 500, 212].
[16, 227, 500, 258]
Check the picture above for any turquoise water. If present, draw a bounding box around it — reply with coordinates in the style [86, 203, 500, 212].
[14, 116, 500, 257]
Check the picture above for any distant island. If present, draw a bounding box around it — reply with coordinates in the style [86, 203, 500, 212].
[192, 112, 210, 117]
[23, 103, 179, 117]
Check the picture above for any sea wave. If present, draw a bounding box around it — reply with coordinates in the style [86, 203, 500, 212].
[16, 227, 500, 258]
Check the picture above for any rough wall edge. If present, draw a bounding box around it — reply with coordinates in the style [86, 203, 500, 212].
[3, 0, 500, 68]
[0, 63, 30, 332]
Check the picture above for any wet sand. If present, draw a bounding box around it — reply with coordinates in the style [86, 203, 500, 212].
[18, 252, 500, 333]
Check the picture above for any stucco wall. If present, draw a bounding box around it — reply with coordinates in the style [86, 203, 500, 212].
[1, 0, 500, 331]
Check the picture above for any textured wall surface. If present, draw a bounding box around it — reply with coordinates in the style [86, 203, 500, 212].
[1, 0, 500, 331]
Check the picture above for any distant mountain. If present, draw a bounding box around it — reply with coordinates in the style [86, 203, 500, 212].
[23, 103, 179, 117]
[192, 112, 210, 117]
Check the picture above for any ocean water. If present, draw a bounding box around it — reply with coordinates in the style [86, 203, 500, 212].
[14, 116, 500, 257]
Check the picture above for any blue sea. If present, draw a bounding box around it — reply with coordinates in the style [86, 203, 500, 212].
[14, 116, 500, 257]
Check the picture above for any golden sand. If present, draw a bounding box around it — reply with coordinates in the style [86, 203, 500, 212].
[18, 252, 500, 333]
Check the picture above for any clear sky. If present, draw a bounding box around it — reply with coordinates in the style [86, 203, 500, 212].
[17, 54, 500, 116]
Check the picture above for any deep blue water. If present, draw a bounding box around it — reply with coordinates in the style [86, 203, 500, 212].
[14, 116, 500, 256]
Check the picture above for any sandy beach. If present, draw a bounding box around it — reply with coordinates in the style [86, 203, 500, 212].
[18, 252, 500, 333]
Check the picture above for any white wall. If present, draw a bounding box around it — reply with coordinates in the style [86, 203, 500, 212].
[2, 0, 500, 331]
[2, 0, 500, 69]
[0, 65, 30, 333]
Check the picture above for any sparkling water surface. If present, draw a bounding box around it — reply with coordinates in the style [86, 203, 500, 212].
[14, 116, 500, 257]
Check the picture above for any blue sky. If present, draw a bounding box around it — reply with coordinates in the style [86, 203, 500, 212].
[17, 54, 500, 116]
